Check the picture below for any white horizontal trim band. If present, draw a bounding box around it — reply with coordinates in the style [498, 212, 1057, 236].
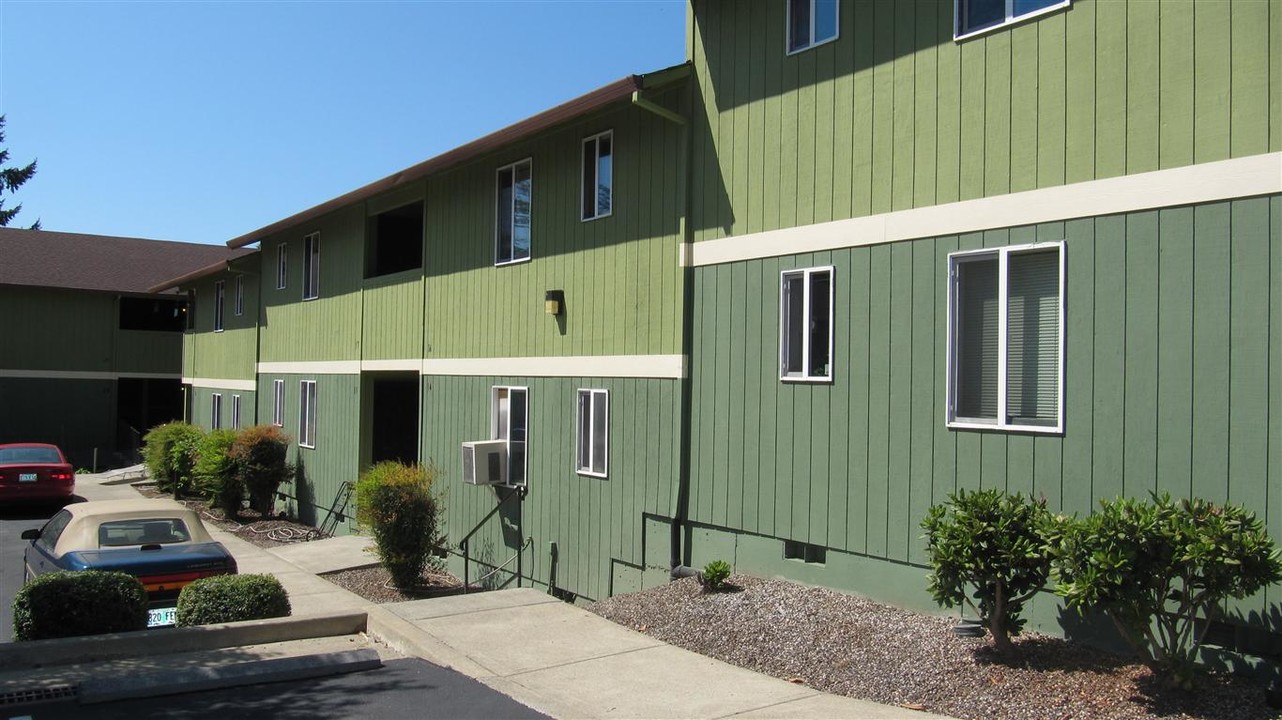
[422, 355, 686, 379]
[184, 377, 257, 391]
[258, 361, 362, 375]
[256, 356, 686, 379]
[691, 152, 1282, 266]
[0, 369, 180, 381]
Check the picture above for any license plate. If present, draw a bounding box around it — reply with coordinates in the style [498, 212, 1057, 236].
[18, 473, 36, 482]
[147, 607, 177, 628]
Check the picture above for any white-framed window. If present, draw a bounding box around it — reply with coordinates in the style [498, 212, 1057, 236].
[946, 241, 1065, 433]
[955, 0, 1070, 40]
[491, 386, 528, 486]
[231, 394, 241, 427]
[299, 380, 317, 448]
[495, 159, 532, 265]
[581, 131, 613, 221]
[303, 232, 320, 300]
[234, 276, 244, 316]
[576, 389, 608, 478]
[276, 243, 288, 290]
[787, 0, 839, 54]
[213, 280, 225, 332]
[780, 266, 834, 382]
[272, 379, 285, 427]
[211, 393, 223, 430]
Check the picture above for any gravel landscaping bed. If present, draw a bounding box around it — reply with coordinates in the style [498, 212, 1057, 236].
[321, 565, 466, 604]
[133, 484, 323, 549]
[588, 575, 1277, 720]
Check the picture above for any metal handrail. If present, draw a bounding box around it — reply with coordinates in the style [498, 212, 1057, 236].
[460, 485, 525, 592]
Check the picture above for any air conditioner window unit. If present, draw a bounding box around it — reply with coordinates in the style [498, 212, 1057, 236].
[462, 440, 508, 486]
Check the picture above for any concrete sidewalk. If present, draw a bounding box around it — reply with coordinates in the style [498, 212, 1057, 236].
[73, 474, 949, 719]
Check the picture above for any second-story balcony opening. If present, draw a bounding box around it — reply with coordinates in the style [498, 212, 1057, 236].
[365, 200, 425, 279]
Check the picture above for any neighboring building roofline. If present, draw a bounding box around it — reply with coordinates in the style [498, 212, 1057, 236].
[227, 63, 690, 249]
[148, 249, 257, 293]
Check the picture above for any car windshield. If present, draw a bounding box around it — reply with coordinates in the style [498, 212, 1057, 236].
[0, 447, 62, 464]
[98, 519, 192, 547]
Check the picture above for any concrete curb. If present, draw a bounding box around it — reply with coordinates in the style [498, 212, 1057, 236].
[363, 606, 493, 678]
[78, 648, 383, 704]
[0, 611, 367, 671]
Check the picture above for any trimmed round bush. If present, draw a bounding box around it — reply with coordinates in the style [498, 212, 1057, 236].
[355, 461, 444, 589]
[142, 422, 205, 495]
[176, 574, 291, 627]
[13, 571, 148, 641]
[195, 428, 243, 516]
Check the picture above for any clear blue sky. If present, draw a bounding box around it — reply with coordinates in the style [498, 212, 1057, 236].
[0, 1, 685, 245]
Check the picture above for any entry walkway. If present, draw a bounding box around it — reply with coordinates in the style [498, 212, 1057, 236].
[75, 474, 950, 719]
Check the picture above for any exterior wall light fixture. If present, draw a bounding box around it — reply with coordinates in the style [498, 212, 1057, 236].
[545, 289, 564, 316]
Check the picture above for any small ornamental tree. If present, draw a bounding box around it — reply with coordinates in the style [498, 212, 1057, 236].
[229, 425, 293, 516]
[922, 489, 1055, 653]
[355, 461, 445, 589]
[1054, 493, 1282, 687]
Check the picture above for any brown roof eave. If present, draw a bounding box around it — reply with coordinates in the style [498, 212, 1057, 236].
[147, 258, 233, 294]
[227, 74, 646, 249]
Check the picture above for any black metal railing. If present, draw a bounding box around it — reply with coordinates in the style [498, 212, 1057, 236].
[459, 485, 525, 593]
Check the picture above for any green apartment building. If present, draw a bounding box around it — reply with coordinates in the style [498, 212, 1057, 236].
[161, 0, 1282, 652]
[0, 228, 243, 469]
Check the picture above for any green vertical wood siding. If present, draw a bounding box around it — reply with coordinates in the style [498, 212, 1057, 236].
[425, 375, 681, 602]
[424, 94, 685, 360]
[688, 0, 1282, 242]
[255, 374, 361, 530]
[0, 378, 115, 468]
[259, 207, 365, 363]
[361, 271, 425, 361]
[189, 386, 258, 431]
[0, 287, 116, 372]
[186, 274, 258, 380]
[687, 197, 1281, 576]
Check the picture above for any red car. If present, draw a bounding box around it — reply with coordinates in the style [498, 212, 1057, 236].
[0, 443, 76, 503]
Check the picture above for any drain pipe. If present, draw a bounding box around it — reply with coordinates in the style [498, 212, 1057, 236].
[631, 83, 697, 581]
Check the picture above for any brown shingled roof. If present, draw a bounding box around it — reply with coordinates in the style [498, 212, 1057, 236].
[0, 227, 252, 295]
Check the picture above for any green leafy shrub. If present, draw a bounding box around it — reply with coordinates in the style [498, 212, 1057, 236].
[13, 571, 148, 641]
[229, 425, 293, 516]
[194, 429, 243, 516]
[700, 560, 732, 591]
[141, 422, 204, 495]
[176, 574, 291, 626]
[355, 461, 445, 589]
[1054, 493, 1282, 686]
[922, 489, 1055, 653]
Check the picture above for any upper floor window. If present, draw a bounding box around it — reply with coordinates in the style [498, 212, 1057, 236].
[946, 242, 1064, 433]
[234, 276, 244, 316]
[780, 267, 833, 382]
[495, 159, 532, 265]
[787, 0, 838, 54]
[581, 131, 613, 221]
[276, 243, 288, 290]
[303, 232, 320, 300]
[955, 0, 1069, 39]
[213, 280, 225, 332]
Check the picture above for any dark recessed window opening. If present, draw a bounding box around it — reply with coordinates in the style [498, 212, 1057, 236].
[783, 540, 827, 565]
[366, 201, 424, 278]
[119, 297, 187, 332]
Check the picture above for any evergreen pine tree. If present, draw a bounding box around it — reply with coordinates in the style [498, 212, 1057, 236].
[0, 115, 38, 229]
